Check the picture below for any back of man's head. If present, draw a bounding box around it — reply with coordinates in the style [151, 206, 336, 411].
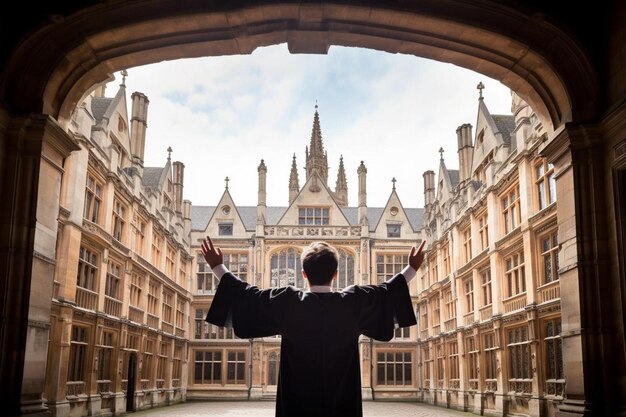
[301, 242, 339, 286]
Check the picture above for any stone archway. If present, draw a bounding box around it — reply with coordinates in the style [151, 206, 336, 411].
[1, 2, 624, 417]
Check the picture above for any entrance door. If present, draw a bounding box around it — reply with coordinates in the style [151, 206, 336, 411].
[126, 353, 137, 412]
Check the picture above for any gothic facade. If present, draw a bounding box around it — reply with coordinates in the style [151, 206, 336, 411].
[46, 80, 193, 417]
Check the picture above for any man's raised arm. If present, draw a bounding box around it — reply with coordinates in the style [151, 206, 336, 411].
[400, 240, 426, 283]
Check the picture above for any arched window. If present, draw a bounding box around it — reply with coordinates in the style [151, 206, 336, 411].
[270, 248, 303, 288]
[333, 249, 355, 290]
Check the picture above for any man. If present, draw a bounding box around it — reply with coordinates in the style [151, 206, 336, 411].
[202, 236, 425, 417]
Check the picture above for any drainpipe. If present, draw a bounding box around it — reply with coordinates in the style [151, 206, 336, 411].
[417, 304, 422, 396]
[248, 338, 253, 400]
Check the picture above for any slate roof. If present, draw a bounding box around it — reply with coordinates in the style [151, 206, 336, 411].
[142, 167, 164, 188]
[91, 97, 113, 122]
[191, 205, 424, 232]
[448, 170, 460, 188]
[492, 114, 516, 145]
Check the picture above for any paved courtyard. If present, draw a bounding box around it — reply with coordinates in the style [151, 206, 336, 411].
[132, 400, 476, 417]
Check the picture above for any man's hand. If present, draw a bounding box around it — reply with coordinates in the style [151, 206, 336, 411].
[202, 236, 223, 269]
[409, 240, 426, 271]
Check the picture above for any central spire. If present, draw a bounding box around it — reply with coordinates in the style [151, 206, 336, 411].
[306, 103, 329, 186]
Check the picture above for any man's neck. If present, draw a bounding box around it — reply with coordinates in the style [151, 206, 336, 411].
[309, 284, 332, 293]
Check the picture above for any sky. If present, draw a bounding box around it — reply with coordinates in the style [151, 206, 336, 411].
[119, 44, 513, 209]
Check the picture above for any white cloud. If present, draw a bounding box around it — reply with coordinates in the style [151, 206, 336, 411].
[121, 44, 513, 209]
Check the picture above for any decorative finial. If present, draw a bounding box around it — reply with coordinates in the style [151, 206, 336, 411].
[477, 81, 485, 100]
[392, 177, 397, 190]
[439, 147, 445, 161]
[293, 153, 296, 160]
[121, 70, 128, 87]
[225, 176, 230, 190]
[167, 146, 173, 160]
[315, 100, 318, 111]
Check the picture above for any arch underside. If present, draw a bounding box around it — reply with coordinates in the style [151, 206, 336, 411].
[2, 2, 598, 134]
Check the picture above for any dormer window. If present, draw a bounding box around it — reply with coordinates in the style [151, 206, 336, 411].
[218, 223, 233, 236]
[298, 207, 329, 225]
[387, 224, 401, 238]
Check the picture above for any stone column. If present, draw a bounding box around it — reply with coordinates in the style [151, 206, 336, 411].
[0, 114, 79, 416]
[542, 125, 626, 416]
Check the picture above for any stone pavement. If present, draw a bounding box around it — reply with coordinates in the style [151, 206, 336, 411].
[132, 400, 476, 416]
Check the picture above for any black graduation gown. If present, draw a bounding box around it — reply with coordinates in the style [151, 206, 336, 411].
[205, 272, 417, 417]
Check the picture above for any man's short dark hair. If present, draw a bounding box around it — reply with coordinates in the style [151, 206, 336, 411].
[301, 242, 339, 286]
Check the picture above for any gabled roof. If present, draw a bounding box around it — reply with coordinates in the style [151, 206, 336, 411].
[191, 205, 424, 232]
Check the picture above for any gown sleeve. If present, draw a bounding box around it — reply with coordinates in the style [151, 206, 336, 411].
[353, 273, 417, 341]
[205, 272, 291, 339]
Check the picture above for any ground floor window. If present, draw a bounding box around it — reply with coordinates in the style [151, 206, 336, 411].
[483, 332, 498, 392]
[544, 318, 564, 397]
[194, 349, 247, 385]
[268, 351, 279, 386]
[67, 326, 89, 395]
[376, 351, 413, 386]
[507, 326, 532, 394]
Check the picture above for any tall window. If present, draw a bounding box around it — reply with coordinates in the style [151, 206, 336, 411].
[77, 247, 98, 291]
[431, 297, 441, 328]
[484, 332, 498, 391]
[227, 351, 246, 384]
[448, 342, 460, 389]
[332, 249, 354, 290]
[143, 339, 155, 384]
[224, 253, 248, 281]
[194, 351, 221, 384]
[544, 318, 564, 396]
[166, 245, 176, 278]
[147, 280, 159, 317]
[176, 298, 185, 329]
[376, 352, 412, 386]
[462, 226, 472, 263]
[436, 344, 445, 389]
[84, 174, 102, 223]
[464, 278, 474, 313]
[505, 252, 526, 297]
[130, 273, 143, 308]
[377, 253, 408, 284]
[441, 244, 451, 277]
[502, 185, 521, 234]
[157, 342, 169, 383]
[152, 231, 163, 267]
[478, 213, 489, 251]
[428, 254, 438, 286]
[535, 160, 556, 210]
[172, 345, 183, 382]
[540, 231, 559, 284]
[268, 352, 279, 386]
[443, 289, 455, 321]
[194, 309, 235, 339]
[298, 207, 329, 225]
[133, 216, 146, 255]
[68, 326, 88, 382]
[466, 337, 479, 391]
[97, 331, 114, 385]
[179, 257, 188, 285]
[508, 326, 532, 394]
[197, 253, 218, 294]
[271, 248, 302, 288]
[105, 261, 121, 299]
[162, 290, 173, 324]
[394, 327, 410, 339]
[422, 346, 432, 388]
[480, 268, 492, 306]
[112, 199, 126, 242]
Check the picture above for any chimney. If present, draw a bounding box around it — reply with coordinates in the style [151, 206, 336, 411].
[257, 159, 267, 228]
[172, 161, 184, 214]
[423, 170, 435, 216]
[130, 92, 149, 170]
[456, 123, 474, 183]
[93, 84, 106, 98]
[357, 161, 368, 225]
